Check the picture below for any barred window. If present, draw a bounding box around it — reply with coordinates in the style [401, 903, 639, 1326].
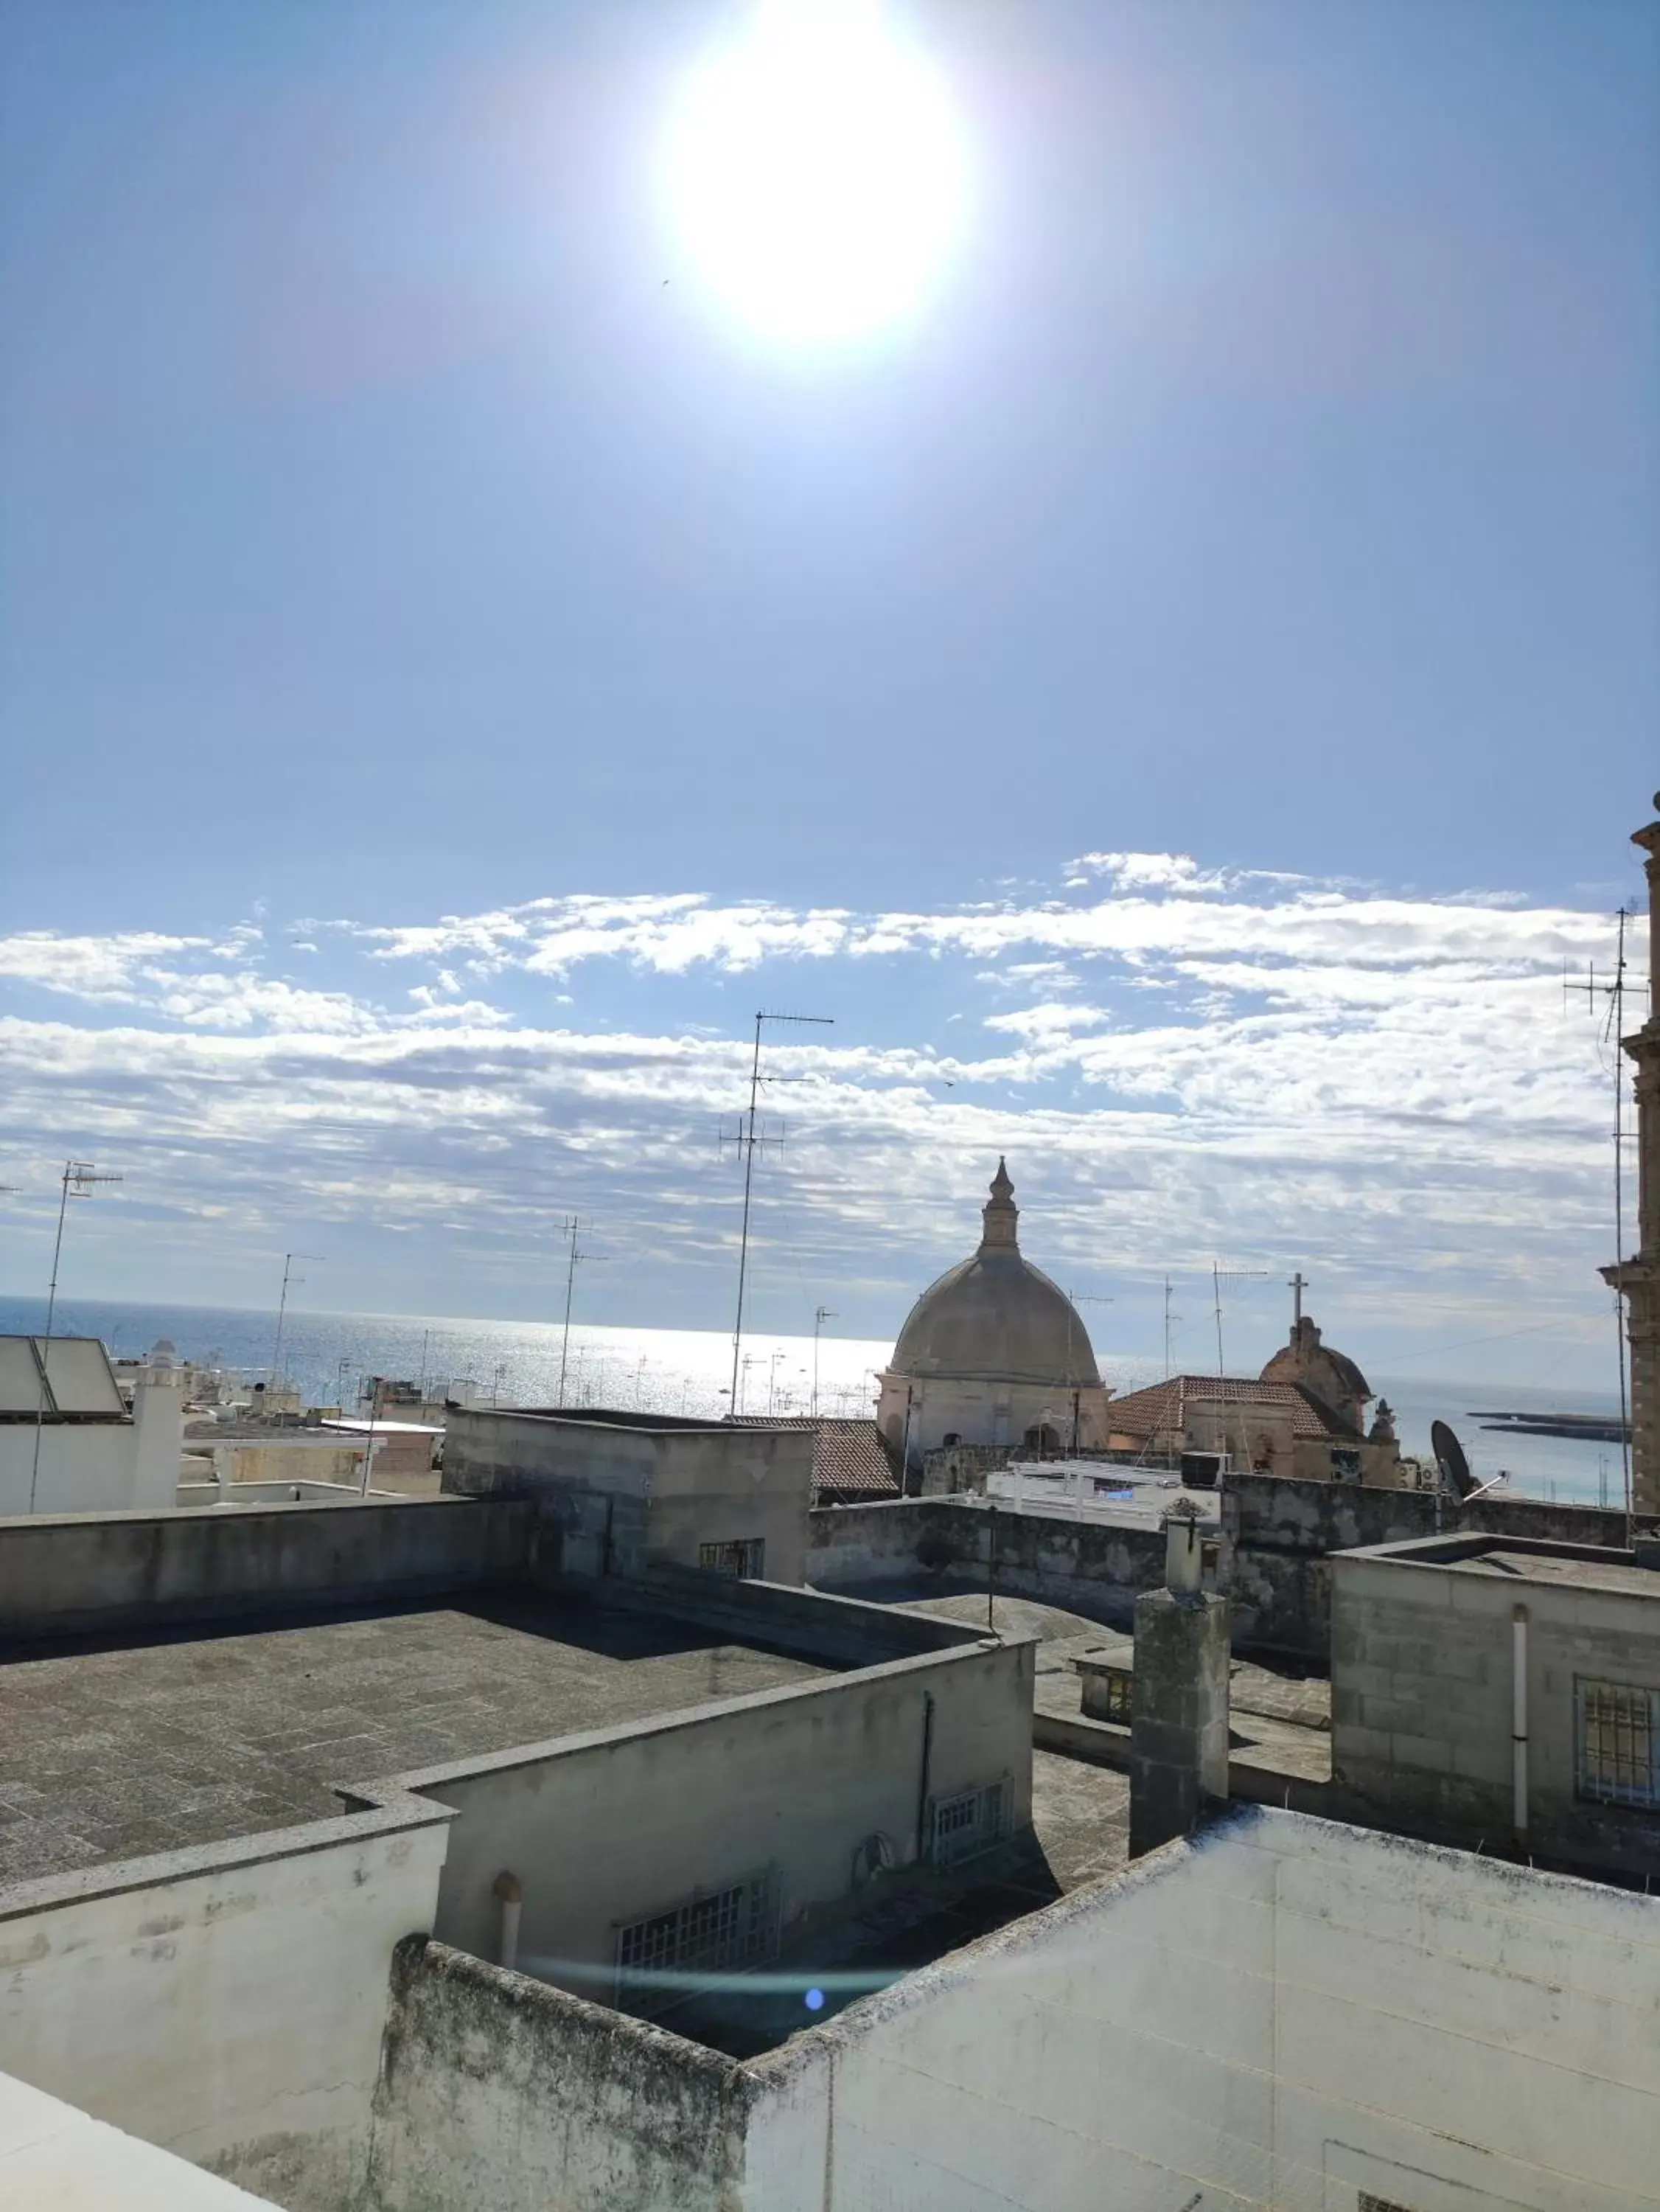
[615, 1868, 778, 2014]
[697, 1537, 765, 1579]
[1358, 2194, 1419, 2212]
[1576, 1680, 1660, 1809]
[1098, 1670, 1132, 1724]
[929, 1778, 1011, 1869]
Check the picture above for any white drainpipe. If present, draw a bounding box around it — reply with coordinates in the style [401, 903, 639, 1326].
[492, 1871, 523, 1970]
[1512, 1604, 1530, 1846]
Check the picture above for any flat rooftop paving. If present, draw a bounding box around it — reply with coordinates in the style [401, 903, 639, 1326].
[0, 1592, 830, 1889]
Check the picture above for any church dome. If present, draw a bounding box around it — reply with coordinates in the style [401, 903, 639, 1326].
[889, 1161, 1101, 1388]
[1260, 1315, 1370, 1430]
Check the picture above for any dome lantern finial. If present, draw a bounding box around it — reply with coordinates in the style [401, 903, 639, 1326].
[980, 1157, 1018, 1250]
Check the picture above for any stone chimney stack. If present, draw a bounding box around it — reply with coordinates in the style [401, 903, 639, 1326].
[1128, 1506, 1230, 1858]
[1602, 794, 1660, 1519]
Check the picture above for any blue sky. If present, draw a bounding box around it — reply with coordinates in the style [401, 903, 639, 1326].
[1, 0, 1655, 1384]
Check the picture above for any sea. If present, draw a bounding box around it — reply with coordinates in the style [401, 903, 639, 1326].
[0, 1295, 1631, 1511]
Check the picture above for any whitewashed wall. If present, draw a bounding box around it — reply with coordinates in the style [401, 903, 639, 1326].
[0, 1814, 449, 2212]
[0, 1380, 181, 1516]
[408, 1640, 1032, 1993]
[744, 1805, 1660, 2212]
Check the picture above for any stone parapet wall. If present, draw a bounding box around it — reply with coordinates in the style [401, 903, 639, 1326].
[809, 1498, 1165, 1631]
[369, 1938, 754, 2212]
[0, 1495, 530, 1644]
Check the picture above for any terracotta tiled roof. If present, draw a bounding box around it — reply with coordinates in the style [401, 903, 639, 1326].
[1106, 1375, 1360, 1445]
[729, 1414, 903, 1500]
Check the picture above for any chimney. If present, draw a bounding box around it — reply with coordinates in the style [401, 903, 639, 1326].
[1128, 1506, 1231, 1858]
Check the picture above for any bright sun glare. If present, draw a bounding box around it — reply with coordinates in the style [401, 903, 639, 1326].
[664, 0, 968, 347]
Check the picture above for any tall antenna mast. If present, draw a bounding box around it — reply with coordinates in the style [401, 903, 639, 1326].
[1571, 908, 1639, 1512]
[724, 1010, 832, 1413]
[30, 1160, 122, 1513]
[1211, 1259, 1269, 1377]
[554, 1217, 599, 1410]
[271, 1252, 324, 1405]
[1163, 1275, 1179, 1380]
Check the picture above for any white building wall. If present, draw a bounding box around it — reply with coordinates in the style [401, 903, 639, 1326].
[0, 1815, 450, 2212]
[743, 1806, 1660, 2212]
[0, 1382, 182, 1517]
[405, 1640, 1033, 1992]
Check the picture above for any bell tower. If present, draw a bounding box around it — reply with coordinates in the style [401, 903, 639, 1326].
[1602, 793, 1660, 1518]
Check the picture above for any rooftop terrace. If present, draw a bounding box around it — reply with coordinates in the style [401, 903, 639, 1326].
[1347, 1531, 1660, 1600]
[0, 1591, 831, 1886]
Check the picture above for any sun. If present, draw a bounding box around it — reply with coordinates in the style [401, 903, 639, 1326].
[663, 1, 969, 348]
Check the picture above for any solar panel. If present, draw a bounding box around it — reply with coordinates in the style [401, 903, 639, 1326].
[0, 1338, 45, 1416]
[38, 1338, 126, 1416]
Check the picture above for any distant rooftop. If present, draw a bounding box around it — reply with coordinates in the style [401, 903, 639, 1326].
[1107, 1373, 1361, 1444]
[731, 1415, 902, 1501]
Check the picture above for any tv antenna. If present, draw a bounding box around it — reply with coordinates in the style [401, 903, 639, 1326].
[722, 1011, 832, 1413]
[30, 1161, 123, 1513]
[554, 1217, 606, 1408]
[1211, 1260, 1268, 1377]
[1568, 904, 1643, 1517]
[812, 1304, 837, 1418]
[1163, 1275, 1181, 1380]
[271, 1252, 325, 1400]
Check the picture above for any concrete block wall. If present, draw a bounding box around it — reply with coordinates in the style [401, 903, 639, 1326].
[1332, 1544, 1660, 1873]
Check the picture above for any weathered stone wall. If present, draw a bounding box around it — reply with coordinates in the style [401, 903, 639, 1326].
[1222, 1473, 1631, 1658]
[0, 1495, 529, 1642]
[368, 1937, 754, 2212]
[809, 1498, 1166, 1630]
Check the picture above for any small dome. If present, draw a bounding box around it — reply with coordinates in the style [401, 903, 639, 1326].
[1260, 1315, 1370, 1425]
[889, 1161, 1101, 1388]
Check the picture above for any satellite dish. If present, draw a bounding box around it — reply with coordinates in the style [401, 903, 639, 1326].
[1431, 1419, 1474, 1499]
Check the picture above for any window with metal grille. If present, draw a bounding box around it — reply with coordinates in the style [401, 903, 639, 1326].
[615, 1868, 778, 2014]
[697, 1537, 765, 1579]
[1357, 2194, 1419, 2212]
[1576, 1679, 1660, 1808]
[1098, 1670, 1132, 1724]
[929, 1778, 1011, 1869]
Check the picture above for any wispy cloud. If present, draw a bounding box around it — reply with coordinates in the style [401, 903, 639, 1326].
[0, 856, 1640, 1362]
